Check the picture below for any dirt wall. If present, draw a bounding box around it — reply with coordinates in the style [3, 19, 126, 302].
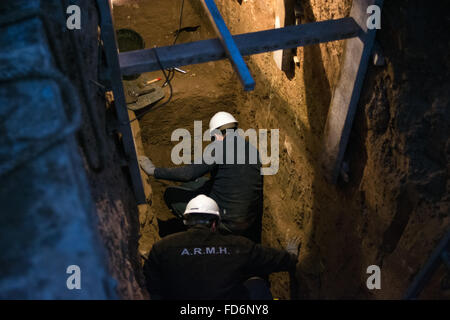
[347, 0, 450, 299]
[213, 0, 449, 299]
[210, 0, 355, 299]
[113, 0, 448, 299]
[70, 0, 149, 299]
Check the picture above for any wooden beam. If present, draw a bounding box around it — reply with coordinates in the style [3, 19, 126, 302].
[321, 0, 384, 183]
[119, 17, 361, 76]
[273, 0, 296, 73]
[97, 0, 147, 204]
[201, 0, 255, 91]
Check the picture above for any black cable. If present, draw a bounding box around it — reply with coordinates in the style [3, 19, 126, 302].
[127, 0, 185, 122]
[163, 0, 185, 87]
[163, 68, 175, 88]
[127, 48, 173, 124]
[172, 0, 185, 46]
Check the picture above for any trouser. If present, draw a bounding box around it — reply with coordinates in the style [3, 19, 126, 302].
[163, 177, 212, 219]
[243, 277, 273, 300]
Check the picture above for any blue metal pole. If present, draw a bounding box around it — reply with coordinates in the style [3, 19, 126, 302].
[202, 0, 255, 91]
[119, 18, 361, 76]
[404, 228, 450, 299]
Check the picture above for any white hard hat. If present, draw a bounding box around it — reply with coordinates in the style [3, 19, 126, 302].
[209, 111, 238, 133]
[183, 194, 220, 219]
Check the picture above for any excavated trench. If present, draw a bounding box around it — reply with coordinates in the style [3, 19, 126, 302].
[3, 0, 449, 301]
[110, 0, 449, 299]
[113, 0, 325, 299]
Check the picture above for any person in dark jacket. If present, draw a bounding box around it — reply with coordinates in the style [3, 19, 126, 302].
[143, 195, 300, 300]
[139, 111, 264, 243]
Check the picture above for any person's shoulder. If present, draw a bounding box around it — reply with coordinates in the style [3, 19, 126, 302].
[217, 232, 254, 246]
[154, 230, 189, 248]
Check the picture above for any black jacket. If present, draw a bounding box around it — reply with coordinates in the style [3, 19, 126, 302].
[144, 225, 297, 300]
[154, 134, 263, 233]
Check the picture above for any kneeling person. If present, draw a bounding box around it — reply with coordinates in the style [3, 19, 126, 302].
[139, 111, 263, 243]
[144, 195, 299, 300]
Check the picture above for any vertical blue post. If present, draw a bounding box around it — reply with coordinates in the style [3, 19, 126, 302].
[202, 0, 255, 91]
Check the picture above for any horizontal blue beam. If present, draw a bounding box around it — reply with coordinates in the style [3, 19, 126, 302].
[97, 0, 147, 204]
[119, 17, 361, 79]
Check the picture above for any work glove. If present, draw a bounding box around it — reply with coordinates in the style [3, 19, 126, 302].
[285, 235, 301, 257]
[139, 156, 156, 176]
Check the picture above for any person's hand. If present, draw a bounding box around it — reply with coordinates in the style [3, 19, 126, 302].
[285, 235, 301, 257]
[139, 156, 156, 176]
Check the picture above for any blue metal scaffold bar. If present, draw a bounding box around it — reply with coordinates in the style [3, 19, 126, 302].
[96, 0, 147, 204]
[404, 229, 450, 299]
[119, 17, 361, 76]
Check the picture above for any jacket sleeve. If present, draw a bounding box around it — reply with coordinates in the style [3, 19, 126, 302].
[244, 240, 298, 276]
[154, 162, 215, 182]
[143, 245, 164, 300]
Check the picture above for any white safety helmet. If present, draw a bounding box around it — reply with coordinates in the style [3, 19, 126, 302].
[209, 111, 238, 134]
[183, 195, 220, 225]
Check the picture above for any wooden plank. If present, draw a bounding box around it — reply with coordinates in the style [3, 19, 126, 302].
[119, 17, 361, 76]
[322, 0, 384, 183]
[128, 109, 152, 201]
[273, 0, 296, 73]
[201, 0, 255, 91]
[96, 0, 147, 204]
